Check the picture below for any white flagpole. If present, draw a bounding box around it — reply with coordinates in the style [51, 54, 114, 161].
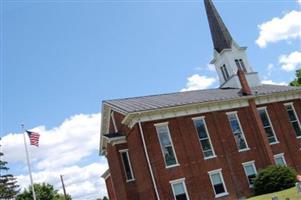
[22, 124, 37, 200]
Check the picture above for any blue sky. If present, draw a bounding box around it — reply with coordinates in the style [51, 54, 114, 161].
[1, 0, 301, 199]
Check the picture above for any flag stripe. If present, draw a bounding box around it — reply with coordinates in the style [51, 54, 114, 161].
[26, 131, 40, 147]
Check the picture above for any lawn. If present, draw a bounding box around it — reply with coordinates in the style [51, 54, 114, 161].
[247, 187, 301, 200]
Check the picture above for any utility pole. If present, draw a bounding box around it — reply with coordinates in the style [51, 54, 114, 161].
[60, 175, 68, 200]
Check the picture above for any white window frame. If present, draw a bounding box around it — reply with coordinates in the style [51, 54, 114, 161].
[208, 169, 229, 198]
[170, 178, 190, 200]
[284, 102, 301, 139]
[257, 107, 279, 145]
[192, 116, 216, 160]
[119, 149, 135, 182]
[274, 153, 287, 166]
[242, 160, 257, 188]
[155, 122, 179, 168]
[226, 111, 250, 152]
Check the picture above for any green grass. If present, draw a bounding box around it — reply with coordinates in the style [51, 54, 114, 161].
[247, 187, 301, 200]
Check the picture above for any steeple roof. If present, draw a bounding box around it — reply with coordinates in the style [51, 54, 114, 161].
[204, 0, 233, 53]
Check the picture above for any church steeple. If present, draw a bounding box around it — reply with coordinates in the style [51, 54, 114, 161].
[204, 0, 233, 53]
[203, 0, 261, 89]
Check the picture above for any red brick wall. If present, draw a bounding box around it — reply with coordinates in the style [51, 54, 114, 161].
[104, 99, 301, 199]
[105, 175, 116, 200]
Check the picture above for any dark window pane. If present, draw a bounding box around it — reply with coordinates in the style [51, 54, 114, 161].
[230, 120, 240, 133]
[288, 110, 297, 121]
[248, 174, 256, 185]
[121, 152, 133, 180]
[201, 139, 211, 151]
[234, 134, 247, 149]
[165, 146, 177, 166]
[204, 150, 214, 158]
[259, 111, 270, 127]
[175, 194, 187, 200]
[292, 121, 301, 137]
[195, 120, 207, 139]
[159, 132, 171, 146]
[214, 183, 225, 194]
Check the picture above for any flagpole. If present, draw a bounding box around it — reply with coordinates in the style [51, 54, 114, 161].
[22, 124, 37, 200]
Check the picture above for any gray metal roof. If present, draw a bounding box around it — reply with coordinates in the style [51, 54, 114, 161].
[104, 85, 301, 113]
[204, 0, 233, 53]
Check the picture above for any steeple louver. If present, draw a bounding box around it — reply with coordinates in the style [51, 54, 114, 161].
[204, 0, 233, 53]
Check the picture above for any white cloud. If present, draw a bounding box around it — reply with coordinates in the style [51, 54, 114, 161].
[298, 0, 301, 4]
[279, 51, 301, 71]
[181, 74, 216, 92]
[256, 10, 301, 48]
[2, 113, 108, 200]
[207, 64, 216, 71]
[261, 80, 287, 86]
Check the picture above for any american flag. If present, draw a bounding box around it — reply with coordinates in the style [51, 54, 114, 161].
[26, 130, 40, 147]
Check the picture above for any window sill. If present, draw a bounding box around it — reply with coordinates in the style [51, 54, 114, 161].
[270, 141, 279, 145]
[126, 179, 136, 183]
[297, 136, 301, 139]
[204, 155, 217, 160]
[215, 192, 229, 198]
[238, 148, 250, 152]
[166, 164, 180, 169]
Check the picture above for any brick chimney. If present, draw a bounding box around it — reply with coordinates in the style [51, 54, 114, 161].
[237, 69, 252, 95]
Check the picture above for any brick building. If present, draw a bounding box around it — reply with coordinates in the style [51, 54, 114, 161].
[99, 0, 301, 199]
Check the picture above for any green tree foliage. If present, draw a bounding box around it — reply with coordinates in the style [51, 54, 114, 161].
[16, 183, 72, 200]
[290, 69, 301, 86]
[102, 196, 109, 200]
[253, 165, 297, 195]
[0, 139, 20, 199]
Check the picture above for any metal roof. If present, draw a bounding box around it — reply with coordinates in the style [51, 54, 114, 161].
[104, 85, 301, 114]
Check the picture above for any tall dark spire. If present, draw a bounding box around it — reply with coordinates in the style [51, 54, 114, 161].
[204, 0, 233, 53]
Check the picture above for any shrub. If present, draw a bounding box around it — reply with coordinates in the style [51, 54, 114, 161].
[253, 165, 297, 195]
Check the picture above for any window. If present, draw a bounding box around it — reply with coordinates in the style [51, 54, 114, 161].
[242, 161, 257, 187]
[119, 149, 135, 182]
[257, 107, 278, 144]
[274, 153, 287, 166]
[235, 59, 247, 72]
[220, 64, 229, 81]
[227, 112, 249, 151]
[155, 123, 178, 167]
[284, 103, 301, 138]
[208, 169, 228, 198]
[170, 178, 190, 200]
[192, 117, 216, 159]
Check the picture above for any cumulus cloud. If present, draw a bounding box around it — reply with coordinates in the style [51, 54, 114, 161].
[256, 10, 301, 48]
[279, 51, 301, 71]
[2, 113, 108, 200]
[181, 74, 216, 92]
[261, 80, 287, 86]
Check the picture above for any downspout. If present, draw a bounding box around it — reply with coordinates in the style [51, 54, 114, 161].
[138, 120, 160, 200]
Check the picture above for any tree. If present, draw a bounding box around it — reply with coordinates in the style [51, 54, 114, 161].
[0, 138, 20, 199]
[16, 183, 72, 200]
[253, 165, 297, 195]
[290, 69, 301, 86]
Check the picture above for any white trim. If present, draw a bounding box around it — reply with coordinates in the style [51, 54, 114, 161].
[170, 178, 190, 200]
[101, 169, 110, 180]
[208, 169, 229, 198]
[119, 149, 135, 182]
[155, 123, 179, 168]
[111, 111, 118, 133]
[103, 135, 127, 146]
[138, 121, 161, 200]
[225, 111, 238, 115]
[257, 107, 279, 144]
[284, 102, 301, 138]
[274, 153, 287, 166]
[242, 161, 257, 188]
[154, 122, 169, 127]
[226, 112, 250, 151]
[192, 117, 216, 159]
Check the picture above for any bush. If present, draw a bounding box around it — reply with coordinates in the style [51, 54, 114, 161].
[253, 165, 297, 195]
